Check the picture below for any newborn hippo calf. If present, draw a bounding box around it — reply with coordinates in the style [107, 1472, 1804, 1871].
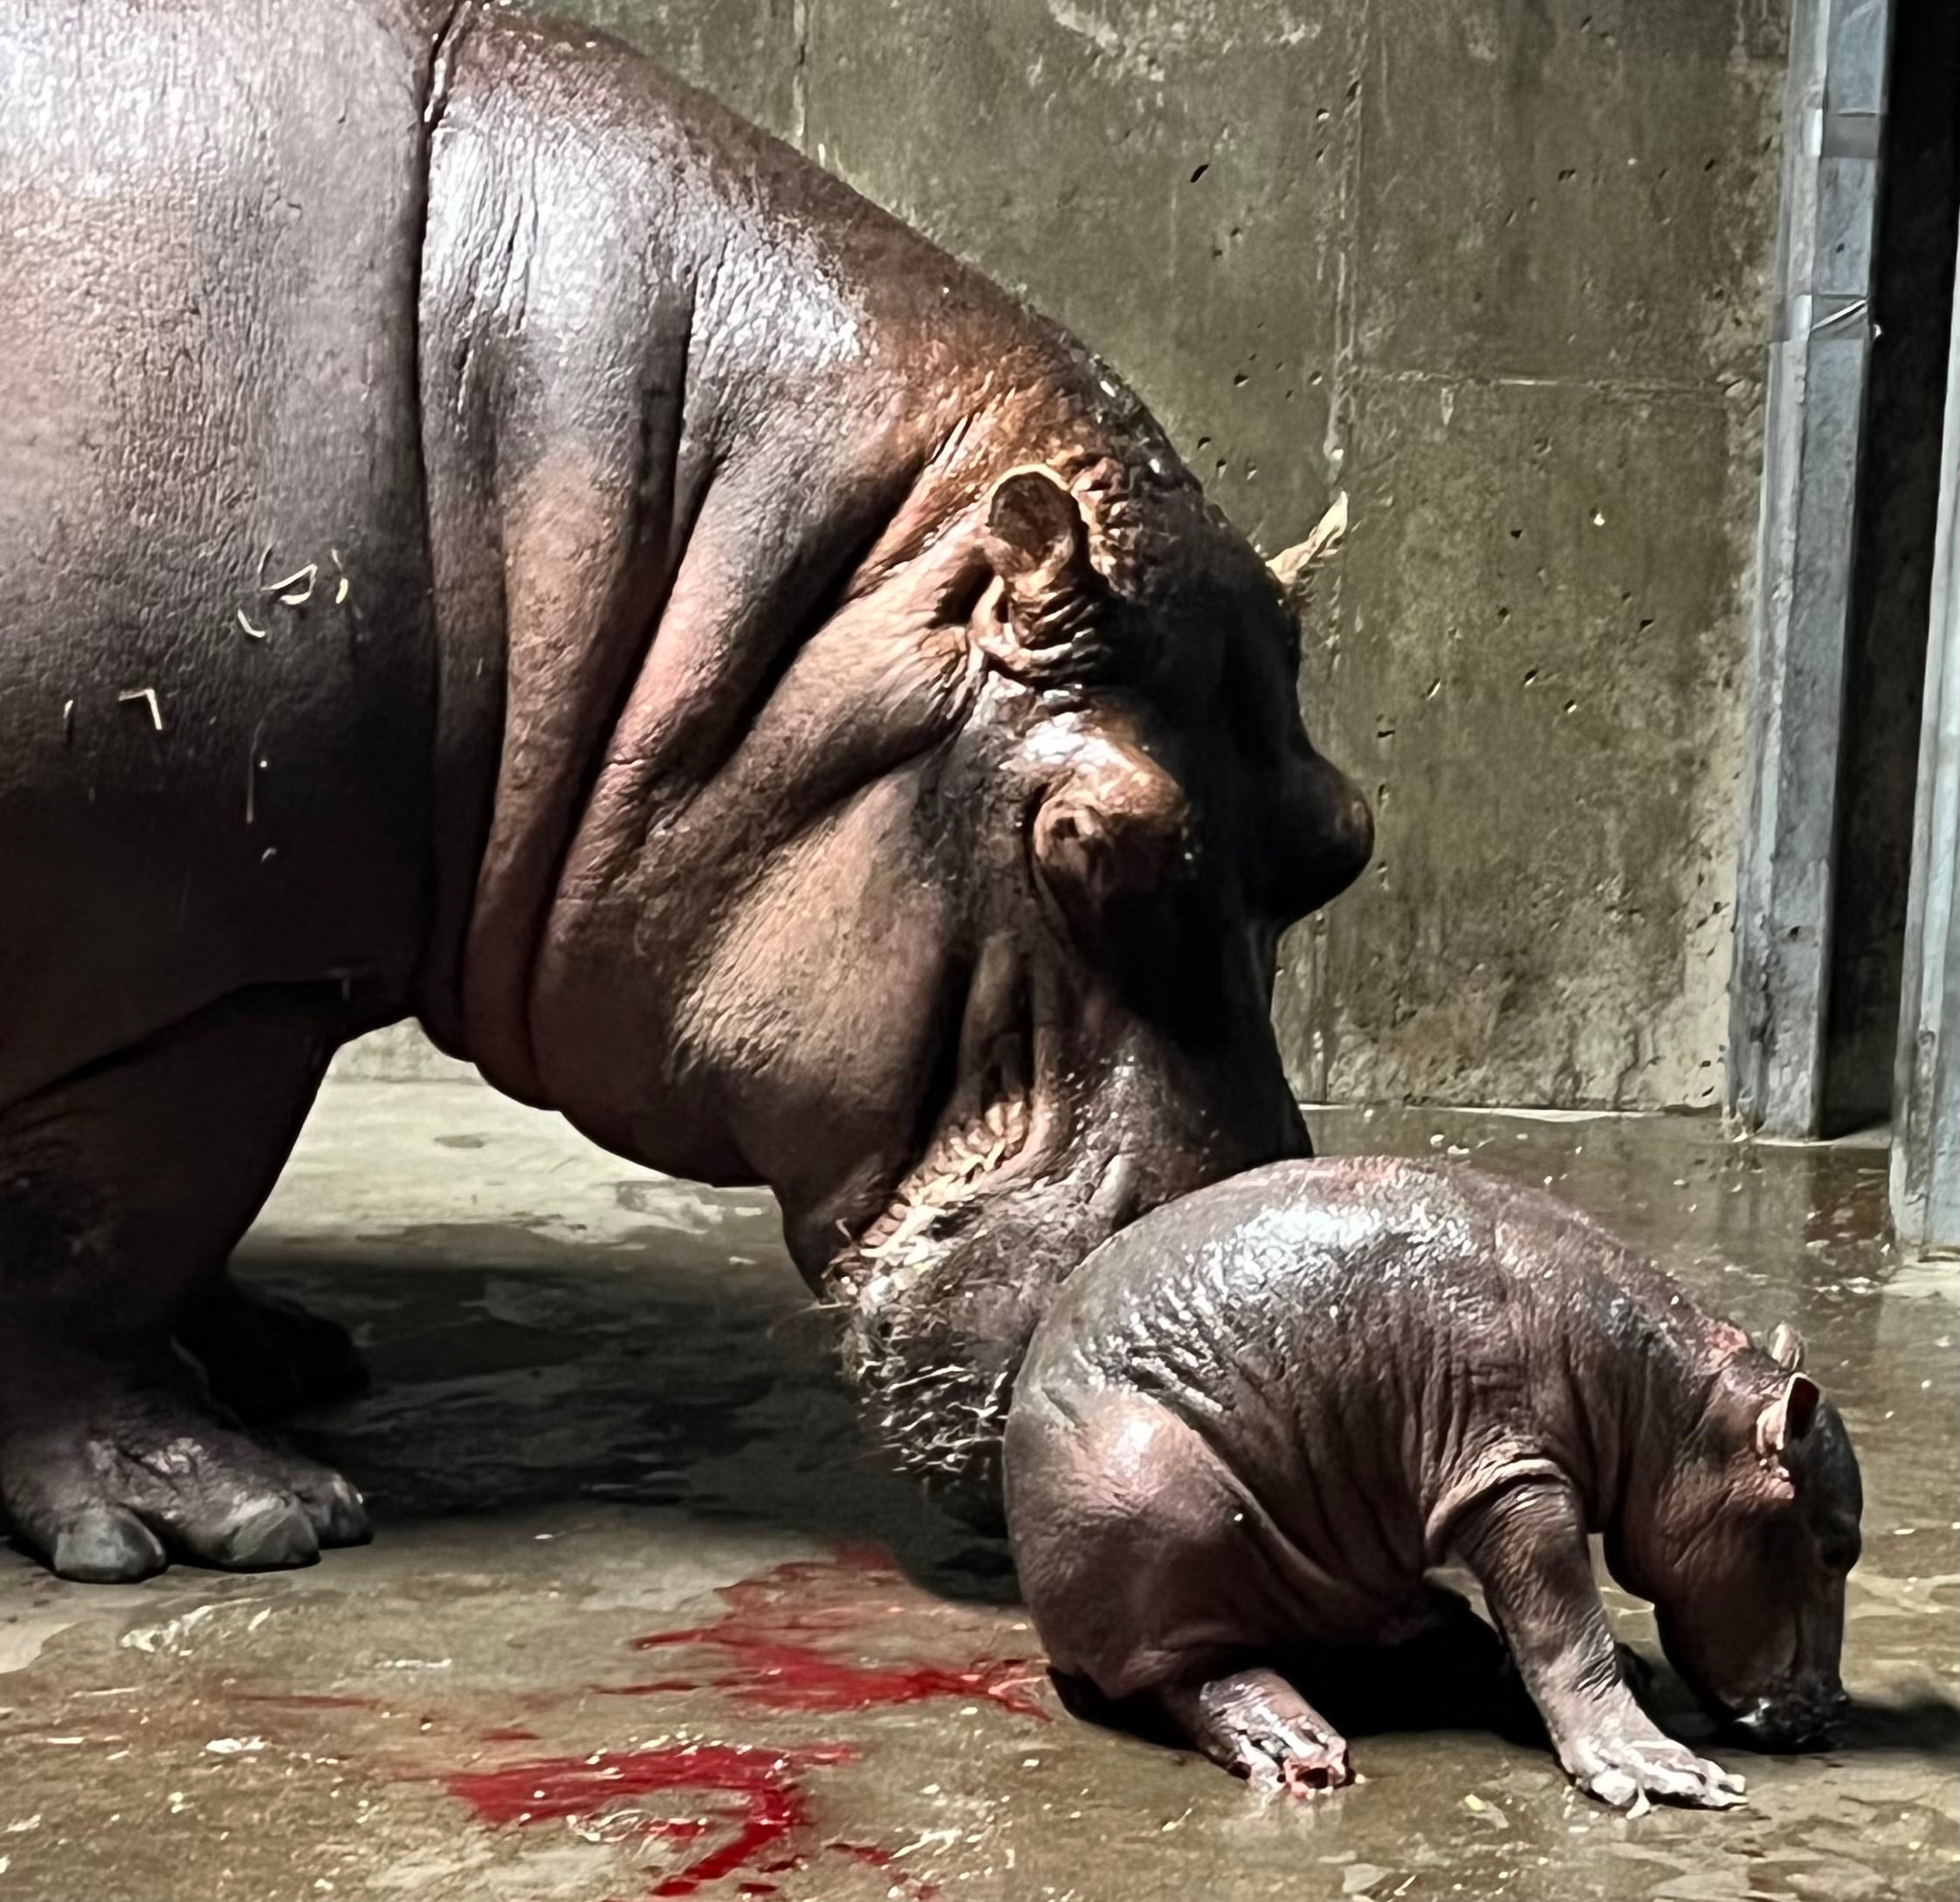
[1005, 1159, 1862, 1809]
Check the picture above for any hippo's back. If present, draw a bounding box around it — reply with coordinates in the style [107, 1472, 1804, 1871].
[1019, 1157, 1664, 1579]
[1029, 1155, 1658, 1386]
[1025, 1158, 1491, 1389]
[0, 0, 452, 1101]
[1022, 1156, 1663, 1499]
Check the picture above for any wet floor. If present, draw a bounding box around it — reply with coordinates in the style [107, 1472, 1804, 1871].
[0, 1079, 1954, 1901]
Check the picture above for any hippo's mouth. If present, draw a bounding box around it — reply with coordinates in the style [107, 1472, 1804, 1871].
[836, 946, 1063, 1281]
[819, 954, 1071, 1498]
[851, 1092, 1039, 1266]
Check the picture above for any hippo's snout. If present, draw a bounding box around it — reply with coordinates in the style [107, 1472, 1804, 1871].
[1727, 1683, 1849, 1752]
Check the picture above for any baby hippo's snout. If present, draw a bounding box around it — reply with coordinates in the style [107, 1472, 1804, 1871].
[1729, 1678, 1850, 1752]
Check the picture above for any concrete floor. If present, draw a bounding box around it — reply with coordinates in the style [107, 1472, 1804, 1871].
[0, 1080, 1955, 1902]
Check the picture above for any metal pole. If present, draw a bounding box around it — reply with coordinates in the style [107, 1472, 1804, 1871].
[1728, 0, 1893, 1136]
[1890, 210, 1960, 1254]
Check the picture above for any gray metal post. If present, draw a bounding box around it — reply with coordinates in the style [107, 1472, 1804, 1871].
[1890, 215, 1960, 1255]
[1728, 0, 1893, 1136]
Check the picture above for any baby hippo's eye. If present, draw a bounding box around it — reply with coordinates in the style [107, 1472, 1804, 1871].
[1818, 1531, 1860, 1574]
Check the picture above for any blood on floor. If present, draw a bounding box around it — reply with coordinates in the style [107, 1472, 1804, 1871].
[602, 1552, 1048, 1720]
[431, 1549, 1028, 1896]
[443, 1742, 936, 1899]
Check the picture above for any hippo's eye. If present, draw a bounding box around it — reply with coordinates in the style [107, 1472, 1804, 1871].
[1818, 1532, 1860, 1574]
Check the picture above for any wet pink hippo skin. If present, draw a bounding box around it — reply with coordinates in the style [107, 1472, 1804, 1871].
[1006, 1158, 1862, 1811]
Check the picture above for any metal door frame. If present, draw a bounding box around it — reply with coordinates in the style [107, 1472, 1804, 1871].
[1890, 217, 1960, 1252]
[1727, 0, 1895, 1137]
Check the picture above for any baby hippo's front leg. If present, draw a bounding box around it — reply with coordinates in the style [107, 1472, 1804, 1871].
[1005, 1389, 1353, 1793]
[1457, 1481, 1748, 1812]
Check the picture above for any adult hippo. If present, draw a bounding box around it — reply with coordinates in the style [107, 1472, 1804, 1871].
[0, 0, 1371, 1582]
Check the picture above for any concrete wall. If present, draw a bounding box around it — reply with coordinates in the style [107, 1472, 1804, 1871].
[368, 0, 1787, 1108]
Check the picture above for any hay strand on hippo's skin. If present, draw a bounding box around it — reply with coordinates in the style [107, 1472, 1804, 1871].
[265, 562, 317, 605]
[117, 686, 163, 731]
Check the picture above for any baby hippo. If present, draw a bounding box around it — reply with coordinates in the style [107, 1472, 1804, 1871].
[1005, 1159, 1862, 1810]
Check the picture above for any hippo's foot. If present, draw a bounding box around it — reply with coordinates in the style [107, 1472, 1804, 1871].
[0, 1360, 368, 1583]
[1558, 1724, 1747, 1813]
[1159, 1666, 1355, 1795]
[177, 1275, 368, 1423]
[1613, 1642, 1657, 1699]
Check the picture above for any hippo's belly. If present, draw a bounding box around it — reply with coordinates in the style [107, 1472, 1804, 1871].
[0, 0, 446, 1102]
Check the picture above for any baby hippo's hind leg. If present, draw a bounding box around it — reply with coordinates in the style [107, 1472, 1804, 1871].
[1158, 1666, 1353, 1795]
[1005, 1387, 1352, 1792]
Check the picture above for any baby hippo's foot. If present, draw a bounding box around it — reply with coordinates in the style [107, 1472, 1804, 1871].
[1559, 1721, 1747, 1813]
[1160, 1666, 1354, 1795]
[0, 1356, 368, 1582]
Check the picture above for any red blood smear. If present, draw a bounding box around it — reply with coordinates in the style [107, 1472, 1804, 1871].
[444, 1744, 852, 1899]
[622, 1554, 1046, 1721]
[623, 1638, 1043, 1717]
[478, 1727, 540, 1743]
[833, 1840, 940, 1899]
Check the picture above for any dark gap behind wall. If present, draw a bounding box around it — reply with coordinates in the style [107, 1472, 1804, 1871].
[1821, 0, 1960, 1137]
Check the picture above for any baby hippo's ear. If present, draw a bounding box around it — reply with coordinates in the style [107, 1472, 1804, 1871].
[1769, 1322, 1805, 1371]
[978, 465, 1104, 663]
[1755, 1373, 1822, 1463]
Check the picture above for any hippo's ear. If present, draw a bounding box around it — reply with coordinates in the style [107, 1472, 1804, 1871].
[1755, 1374, 1821, 1462]
[979, 465, 1104, 656]
[1769, 1322, 1805, 1372]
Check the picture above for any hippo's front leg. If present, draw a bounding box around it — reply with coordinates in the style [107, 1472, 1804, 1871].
[175, 1273, 370, 1423]
[1456, 1480, 1747, 1811]
[0, 989, 368, 1582]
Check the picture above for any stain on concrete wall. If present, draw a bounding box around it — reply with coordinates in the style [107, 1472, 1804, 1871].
[451, 0, 1787, 1110]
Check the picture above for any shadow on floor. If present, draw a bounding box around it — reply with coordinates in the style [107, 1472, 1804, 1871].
[237, 1240, 1018, 1602]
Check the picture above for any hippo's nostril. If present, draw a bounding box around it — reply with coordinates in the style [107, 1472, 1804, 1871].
[1088, 1153, 1142, 1230]
[1730, 1696, 1839, 1753]
[1348, 789, 1375, 854]
[1331, 790, 1375, 886]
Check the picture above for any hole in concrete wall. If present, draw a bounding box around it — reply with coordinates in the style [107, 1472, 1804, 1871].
[1822, 0, 1960, 1136]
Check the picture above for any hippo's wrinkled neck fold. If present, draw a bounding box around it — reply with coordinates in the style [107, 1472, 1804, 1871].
[412, 14, 939, 1085]
[1550, 1259, 1733, 1544]
[409, 3, 1180, 1090]
[400, 3, 1356, 1521]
